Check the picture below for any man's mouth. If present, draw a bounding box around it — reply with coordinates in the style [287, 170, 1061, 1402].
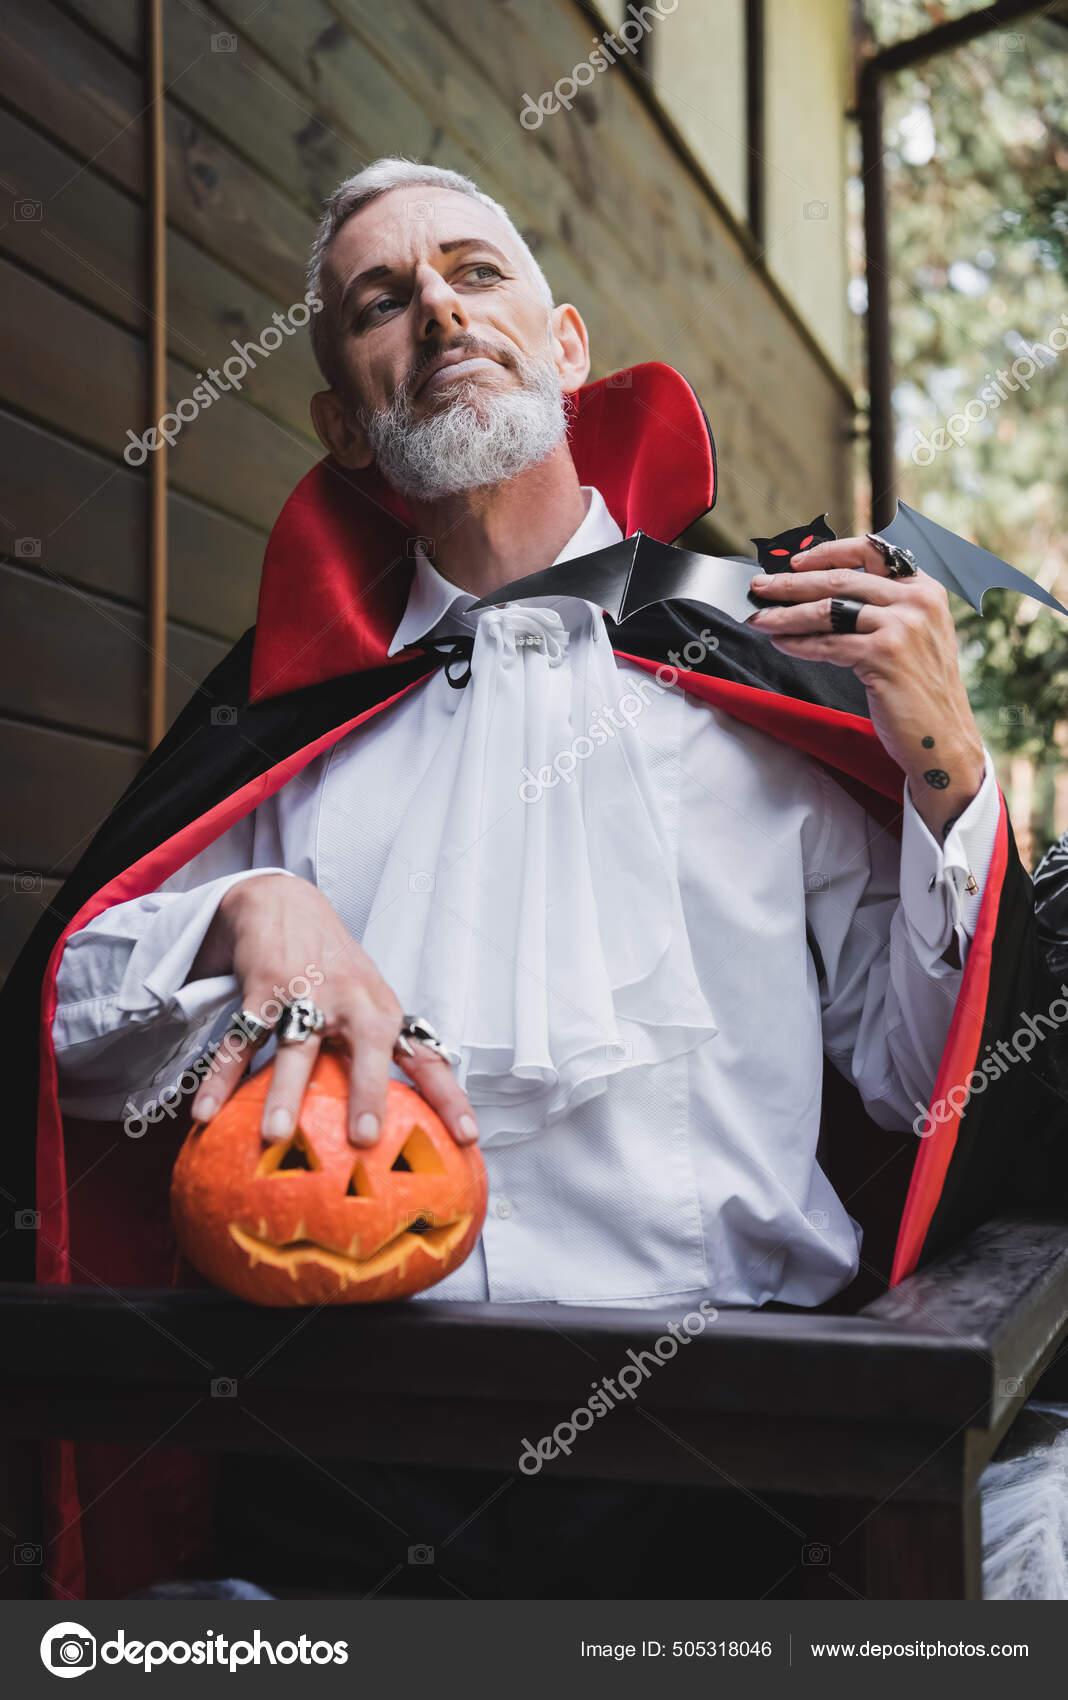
[416, 350, 505, 396]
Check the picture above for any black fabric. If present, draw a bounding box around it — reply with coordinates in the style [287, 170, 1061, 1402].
[607, 598, 873, 717]
[921, 822, 1068, 1242]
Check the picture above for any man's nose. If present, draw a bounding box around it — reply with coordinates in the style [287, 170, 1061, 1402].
[414, 266, 469, 338]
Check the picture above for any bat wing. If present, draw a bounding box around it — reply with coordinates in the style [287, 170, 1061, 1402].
[620, 533, 765, 624]
[467, 535, 641, 623]
[882, 500, 1068, 618]
[468, 531, 764, 626]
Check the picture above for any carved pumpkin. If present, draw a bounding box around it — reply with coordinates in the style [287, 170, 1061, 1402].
[170, 1051, 487, 1306]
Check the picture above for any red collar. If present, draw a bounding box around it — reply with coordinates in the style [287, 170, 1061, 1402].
[249, 362, 716, 704]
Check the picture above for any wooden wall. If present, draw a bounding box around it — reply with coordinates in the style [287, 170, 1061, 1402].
[0, 0, 854, 978]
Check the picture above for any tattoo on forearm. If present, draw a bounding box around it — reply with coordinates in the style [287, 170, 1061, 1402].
[924, 769, 951, 790]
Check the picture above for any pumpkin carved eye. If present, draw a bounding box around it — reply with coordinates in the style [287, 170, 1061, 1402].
[255, 1128, 320, 1176]
[390, 1124, 446, 1174]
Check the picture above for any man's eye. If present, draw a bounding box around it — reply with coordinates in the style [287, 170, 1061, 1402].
[465, 264, 502, 283]
[360, 295, 405, 326]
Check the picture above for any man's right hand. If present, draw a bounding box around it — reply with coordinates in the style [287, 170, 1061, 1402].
[187, 873, 478, 1150]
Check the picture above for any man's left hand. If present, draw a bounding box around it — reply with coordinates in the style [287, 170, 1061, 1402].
[747, 534, 986, 840]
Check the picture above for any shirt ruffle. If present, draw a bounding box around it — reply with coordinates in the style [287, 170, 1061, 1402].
[360, 598, 718, 1145]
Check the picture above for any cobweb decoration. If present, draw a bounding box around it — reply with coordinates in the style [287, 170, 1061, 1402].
[980, 1402, 1068, 1600]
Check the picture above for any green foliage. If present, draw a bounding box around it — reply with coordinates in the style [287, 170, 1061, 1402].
[859, 2, 1068, 825]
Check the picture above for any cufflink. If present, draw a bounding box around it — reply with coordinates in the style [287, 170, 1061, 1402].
[965, 872, 978, 895]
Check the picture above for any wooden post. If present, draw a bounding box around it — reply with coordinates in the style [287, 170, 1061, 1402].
[147, 0, 168, 753]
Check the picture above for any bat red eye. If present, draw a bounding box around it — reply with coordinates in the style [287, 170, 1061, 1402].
[800, 535, 814, 548]
[769, 548, 790, 556]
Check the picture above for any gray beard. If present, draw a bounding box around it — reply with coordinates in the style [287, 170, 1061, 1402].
[357, 349, 568, 502]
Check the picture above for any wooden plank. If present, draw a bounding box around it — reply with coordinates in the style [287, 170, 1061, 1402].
[167, 623, 232, 728]
[0, 257, 312, 532]
[0, 563, 147, 740]
[0, 0, 313, 307]
[0, 719, 141, 877]
[0, 408, 265, 638]
[65, 0, 367, 218]
[167, 490, 264, 638]
[0, 255, 144, 461]
[0, 0, 146, 194]
[0, 1278, 995, 1427]
[0, 408, 143, 605]
[0, 100, 146, 330]
[217, 0, 656, 377]
[0, 564, 229, 743]
[0, 873, 63, 985]
[0, 104, 321, 435]
[162, 349, 318, 532]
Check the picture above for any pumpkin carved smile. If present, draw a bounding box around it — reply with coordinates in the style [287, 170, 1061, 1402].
[227, 1212, 475, 1283]
[170, 1054, 488, 1306]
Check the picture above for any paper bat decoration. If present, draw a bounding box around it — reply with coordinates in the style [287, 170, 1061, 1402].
[469, 500, 1068, 624]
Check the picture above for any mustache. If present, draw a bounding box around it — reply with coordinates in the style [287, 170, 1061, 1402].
[400, 337, 520, 404]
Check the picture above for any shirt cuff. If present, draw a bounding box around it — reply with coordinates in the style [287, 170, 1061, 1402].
[899, 748, 1001, 970]
[52, 867, 297, 1048]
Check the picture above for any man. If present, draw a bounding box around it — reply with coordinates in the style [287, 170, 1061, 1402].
[3, 159, 1061, 1600]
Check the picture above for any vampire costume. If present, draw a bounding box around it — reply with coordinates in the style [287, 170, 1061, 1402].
[1, 362, 1065, 1600]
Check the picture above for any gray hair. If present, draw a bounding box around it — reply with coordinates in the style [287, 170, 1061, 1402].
[306, 157, 554, 388]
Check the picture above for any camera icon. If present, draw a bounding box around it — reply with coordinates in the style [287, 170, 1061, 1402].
[998, 705, 1030, 725]
[15, 537, 42, 559]
[14, 199, 43, 222]
[14, 1542, 43, 1564]
[803, 200, 829, 220]
[408, 1543, 434, 1565]
[804, 871, 828, 893]
[210, 705, 238, 726]
[999, 32, 1024, 50]
[407, 200, 434, 220]
[602, 1039, 633, 1060]
[211, 1377, 237, 1398]
[999, 1376, 1023, 1398]
[41, 1624, 97, 1673]
[806, 1209, 829, 1231]
[802, 1541, 831, 1565]
[606, 370, 632, 388]
[408, 871, 435, 894]
[407, 535, 435, 558]
[16, 1210, 40, 1230]
[15, 871, 43, 893]
[211, 32, 237, 51]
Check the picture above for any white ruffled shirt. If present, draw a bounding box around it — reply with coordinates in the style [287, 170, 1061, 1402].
[52, 487, 1002, 1309]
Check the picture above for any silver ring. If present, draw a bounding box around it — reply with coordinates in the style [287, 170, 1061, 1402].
[393, 1014, 461, 1069]
[226, 1009, 274, 1049]
[865, 533, 918, 578]
[275, 997, 326, 1045]
[829, 597, 866, 635]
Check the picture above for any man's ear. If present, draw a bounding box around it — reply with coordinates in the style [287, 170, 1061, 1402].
[550, 303, 590, 394]
[310, 389, 374, 469]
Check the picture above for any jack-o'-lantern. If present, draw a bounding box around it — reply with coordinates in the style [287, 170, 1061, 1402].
[171, 1051, 487, 1306]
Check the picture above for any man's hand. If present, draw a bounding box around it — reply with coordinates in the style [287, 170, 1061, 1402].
[187, 873, 479, 1149]
[747, 535, 987, 839]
